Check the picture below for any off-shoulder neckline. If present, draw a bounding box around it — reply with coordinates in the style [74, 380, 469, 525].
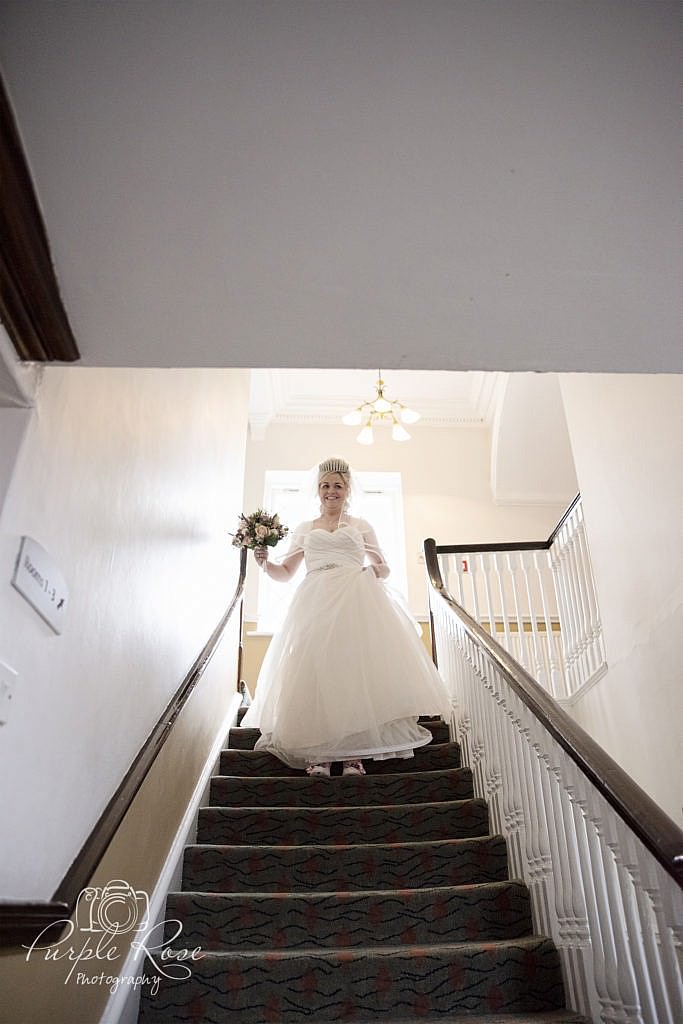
[308, 523, 362, 536]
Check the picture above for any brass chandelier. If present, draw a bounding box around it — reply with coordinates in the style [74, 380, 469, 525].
[342, 371, 420, 445]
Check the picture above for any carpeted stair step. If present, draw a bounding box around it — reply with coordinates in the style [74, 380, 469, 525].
[417, 718, 450, 743]
[137, 935, 566, 1023]
[219, 740, 462, 776]
[229, 718, 450, 752]
[228, 726, 262, 750]
[182, 835, 510, 892]
[228, 1016, 588, 1024]
[166, 879, 532, 951]
[197, 797, 489, 845]
[210, 767, 473, 808]
[139, 709, 588, 1024]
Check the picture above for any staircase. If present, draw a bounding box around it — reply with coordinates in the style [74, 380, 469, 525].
[138, 712, 588, 1023]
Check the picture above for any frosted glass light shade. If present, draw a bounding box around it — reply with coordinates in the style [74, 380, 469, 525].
[392, 423, 411, 442]
[342, 409, 363, 425]
[373, 396, 392, 413]
[356, 424, 374, 445]
[400, 407, 420, 424]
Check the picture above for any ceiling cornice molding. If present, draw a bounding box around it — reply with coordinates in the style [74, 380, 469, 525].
[270, 412, 490, 430]
[248, 368, 279, 439]
[471, 371, 505, 424]
[250, 369, 500, 434]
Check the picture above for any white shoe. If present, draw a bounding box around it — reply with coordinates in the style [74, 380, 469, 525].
[306, 762, 331, 777]
[342, 760, 366, 776]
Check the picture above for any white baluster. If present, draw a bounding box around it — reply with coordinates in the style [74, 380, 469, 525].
[607, 820, 667, 1023]
[520, 551, 546, 686]
[552, 530, 580, 695]
[450, 551, 466, 609]
[533, 548, 564, 699]
[539, 748, 597, 1019]
[569, 764, 643, 1023]
[493, 550, 514, 656]
[482, 678, 505, 836]
[492, 666, 525, 850]
[574, 510, 607, 681]
[508, 551, 531, 676]
[470, 642, 491, 805]
[549, 538, 570, 685]
[565, 521, 593, 688]
[479, 550, 496, 641]
[514, 704, 555, 937]
[564, 519, 594, 692]
[466, 553, 482, 626]
[636, 844, 683, 1023]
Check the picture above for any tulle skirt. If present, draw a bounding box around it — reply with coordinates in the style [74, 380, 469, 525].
[241, 565, 452, 768]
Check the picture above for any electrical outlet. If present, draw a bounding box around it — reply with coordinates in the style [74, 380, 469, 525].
[0, 661, 18, 725]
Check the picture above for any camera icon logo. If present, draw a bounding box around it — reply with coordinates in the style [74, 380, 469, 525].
[75, 879, 150, 936]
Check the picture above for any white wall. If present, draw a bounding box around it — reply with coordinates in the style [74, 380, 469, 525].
[492, 373, 578, 503]
[0, 367, 249, 898]
[0, 407, 32, 518]
[560, 374, 683, 824]
[0, 324, 36, 518]
[243, 421, 573, 621]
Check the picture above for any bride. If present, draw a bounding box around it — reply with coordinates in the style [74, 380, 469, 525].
[240, 457, 451, 776]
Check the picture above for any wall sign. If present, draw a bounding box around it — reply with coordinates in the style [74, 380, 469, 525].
[11, 536, 68, 634]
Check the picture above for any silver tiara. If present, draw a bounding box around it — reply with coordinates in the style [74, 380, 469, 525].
[318, 457, 350, 478]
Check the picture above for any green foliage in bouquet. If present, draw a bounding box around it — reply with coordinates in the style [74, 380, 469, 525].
[231, 509, 288, 549]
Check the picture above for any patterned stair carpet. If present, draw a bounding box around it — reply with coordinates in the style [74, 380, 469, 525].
[138, 714, 588, 1024]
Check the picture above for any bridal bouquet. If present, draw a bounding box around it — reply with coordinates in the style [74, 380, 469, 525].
[231, 509, 288, 549]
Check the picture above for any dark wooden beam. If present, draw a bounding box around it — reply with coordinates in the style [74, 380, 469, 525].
[0, 71, 80, 362]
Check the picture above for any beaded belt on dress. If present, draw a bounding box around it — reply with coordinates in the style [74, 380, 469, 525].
[307, 562, 344, 574]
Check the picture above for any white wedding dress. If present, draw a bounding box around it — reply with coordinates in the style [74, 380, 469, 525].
[241, 521, 451, 769]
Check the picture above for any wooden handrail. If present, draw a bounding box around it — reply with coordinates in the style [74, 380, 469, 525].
[546, 492, 582, 547]
[0, 547, 247, 947]
[425, 537, 683, 888]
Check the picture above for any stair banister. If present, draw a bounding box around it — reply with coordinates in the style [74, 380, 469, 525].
[0, 547, 248, 948]
[437, 494, 607, 702]
[425, 537, 682, 1023]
